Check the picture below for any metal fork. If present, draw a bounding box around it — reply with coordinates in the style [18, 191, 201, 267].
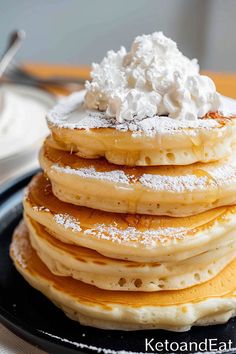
[1, 30, 86, 90]
[0, 30, 25, 77]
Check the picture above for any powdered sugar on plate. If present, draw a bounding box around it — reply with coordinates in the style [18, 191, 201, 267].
[47, 91, 222, 137]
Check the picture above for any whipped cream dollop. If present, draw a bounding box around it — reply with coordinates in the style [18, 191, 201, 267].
[85, 32, 221, 122]
[0, 86, 52, 159]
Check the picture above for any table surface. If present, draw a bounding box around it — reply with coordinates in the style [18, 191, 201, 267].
[2, 64, 236, 354]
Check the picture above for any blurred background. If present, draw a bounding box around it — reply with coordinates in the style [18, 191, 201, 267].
[0, 0, 235, 71]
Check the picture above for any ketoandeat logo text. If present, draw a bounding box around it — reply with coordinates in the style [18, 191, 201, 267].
[145, 338, 233, 352]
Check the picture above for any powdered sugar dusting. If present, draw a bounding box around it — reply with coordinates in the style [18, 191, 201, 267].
[37, 331, 156, 354]
[47, 91, 220, 137]
[139, 174, 209, 192]
[52, 164, 130, 185]
[210, 164, 236, 184]
[84, 224, 187, 247]
[54, 213, 82, 232]
[51, 164, 211, 193]
[51, 209, 187, 246]
[50, 210, 188, 246]
[50, 153, 236, 192]
[114, 116, 218, 137]
[12, 223, 33, 269]
[11, 236, 31, 268]
[49, 209, 188, 247]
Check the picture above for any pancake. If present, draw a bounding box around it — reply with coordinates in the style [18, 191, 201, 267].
[47, 91, 236, 166]
[24, 173, 236, 263]
[25, 216, 236, 292]
[41, 140, 236, 217]
[10, 221, 236, 331]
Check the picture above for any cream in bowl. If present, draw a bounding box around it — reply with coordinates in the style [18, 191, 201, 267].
[0, 84, 55, 182]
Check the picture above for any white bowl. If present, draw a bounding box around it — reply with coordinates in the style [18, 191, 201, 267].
[0, 84, 56, 184]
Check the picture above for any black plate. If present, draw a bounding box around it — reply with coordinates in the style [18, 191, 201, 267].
[0, 171, 236, 354]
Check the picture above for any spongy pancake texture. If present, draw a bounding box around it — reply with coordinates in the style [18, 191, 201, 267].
[10, 221, 236, 331]
[40, 140, 236, 217]
[24, 173, 236, 263]
[26, 216, 236, 292]
[47, 91, 236, 166]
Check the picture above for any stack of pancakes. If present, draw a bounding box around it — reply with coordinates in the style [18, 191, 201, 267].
[10, 91, 236, 331]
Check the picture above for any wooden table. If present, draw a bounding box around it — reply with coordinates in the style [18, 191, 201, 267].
[23, 63, 236, 98]
[23, 63, 90, 95]
[204, 72, 236, 99]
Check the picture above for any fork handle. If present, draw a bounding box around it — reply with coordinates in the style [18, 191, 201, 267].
[0, 30, 25, 77]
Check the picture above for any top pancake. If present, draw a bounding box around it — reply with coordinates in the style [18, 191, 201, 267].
[47, 91, 236, 166]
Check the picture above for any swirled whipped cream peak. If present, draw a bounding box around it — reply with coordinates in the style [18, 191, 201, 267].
[85, 32, 221, 122]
